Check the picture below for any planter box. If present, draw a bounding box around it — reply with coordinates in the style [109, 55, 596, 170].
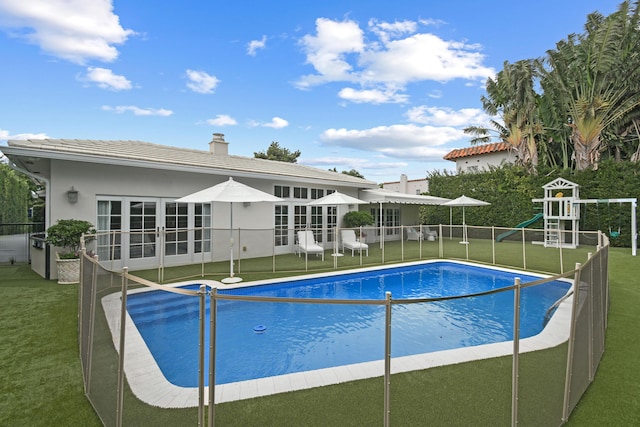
[56, 255, 80, 284]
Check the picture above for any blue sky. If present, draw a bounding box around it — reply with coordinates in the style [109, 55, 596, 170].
[0, 0, 621, 183]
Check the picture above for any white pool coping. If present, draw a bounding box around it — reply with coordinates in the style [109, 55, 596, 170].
[101, 260, 573, 408]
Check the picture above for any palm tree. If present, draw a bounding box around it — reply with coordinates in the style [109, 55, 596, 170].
[541, 1, 640, 170]
[464, 59, 541, 171]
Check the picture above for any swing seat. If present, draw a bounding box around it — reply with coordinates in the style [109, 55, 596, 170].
[610, 231, 620, 238]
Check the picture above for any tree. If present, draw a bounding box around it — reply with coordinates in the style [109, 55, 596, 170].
[464, 59, 542, 171]
[0, 163, 31, 227]
[342, 211, 374, 228]
[254, 142, 301, 163]
[540, 1, 640, 170]
[329, 167, 365, 179]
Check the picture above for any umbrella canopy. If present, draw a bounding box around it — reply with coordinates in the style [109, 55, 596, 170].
[175, 177, 283, 204]
[306, 191, 367, 206]
[442, 195, 490, 243]
[176, 177, 283, 283]
[442, 195, 491, 208]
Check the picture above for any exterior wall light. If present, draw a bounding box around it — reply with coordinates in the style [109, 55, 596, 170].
[67, 187, 79, 204]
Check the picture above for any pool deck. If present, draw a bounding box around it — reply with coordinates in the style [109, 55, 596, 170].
[101, 262, 573, 408]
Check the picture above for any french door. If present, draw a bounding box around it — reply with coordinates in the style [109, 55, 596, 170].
[96, 197, 211, 269]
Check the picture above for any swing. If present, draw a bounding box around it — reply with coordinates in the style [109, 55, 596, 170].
[608, 203, 621, 238]
[580, 202, 599, 241]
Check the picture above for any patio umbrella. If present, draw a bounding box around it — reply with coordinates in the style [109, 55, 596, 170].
[307, 191, 368, 207]
[176, 177, 283, 283]
[442, 195, 490, 243]
[307, 191, 368, 265]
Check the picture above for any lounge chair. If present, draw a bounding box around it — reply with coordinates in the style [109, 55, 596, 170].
[407, 226, 438, 241]
[423, 226, 438, 240]
[297, 230, 324, 260]
[406, 227, 423, 241]
[340, 229, 369, 256]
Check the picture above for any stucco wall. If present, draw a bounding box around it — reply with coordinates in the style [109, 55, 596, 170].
[455, 151, 513, 173]
[45, 158, 365, 274]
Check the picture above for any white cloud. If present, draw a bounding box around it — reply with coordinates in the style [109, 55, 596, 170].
[80, 67, 132, 91]
[406, 106, 491, 127]
[247, 35, 267, 56]
[249, 117, 289, 129]
[338, 87, 409, 104]
[185, 69, 219, 94]
[0, 0, 134, 64]
[206, 114, 237, 126]
[296, 17, 495, 104]
[320, 123, 464, 160]
[368, 19, 417, 44]
[296, 18, 365, 88]
[361, 34, 494, 83]
[263, 117, 289, 129]
[101, 105, 173, 116]
[0, 128, 49, 141]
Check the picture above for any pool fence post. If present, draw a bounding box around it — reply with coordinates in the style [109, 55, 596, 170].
[209, 288, 217, 427]
[198, 285, 206, 427]
[116, 267, 129, 427]
[272, 227, 276, 273]
[562, 263, 582, 422]
[491, 226, 496, 265]
[511, 277, 521, 427]
[586, 254, 594, 381]
[521, 228, 526, 270]
[384, 291, 392, 427]
[201, 226, 206, 278]
[559, 240, 564, 274]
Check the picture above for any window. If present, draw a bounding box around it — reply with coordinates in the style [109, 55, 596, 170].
[164, 202, 188, 256]
[294, 205, 307, 230]
[130, 201, 156, 259]
[311, 206, 323, 242]
[274, 185, 290, 198]
[274, 205, 289, 246]
[194, 203, 211, 253]
[293, 187, 308, 199]
[370, 207, 401, 236]
[311, 188, 325, 199]
[97, 200, 121, 260]
[327, 206, 337, 242]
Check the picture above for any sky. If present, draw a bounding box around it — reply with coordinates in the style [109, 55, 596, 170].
[0, 0, 622, 183]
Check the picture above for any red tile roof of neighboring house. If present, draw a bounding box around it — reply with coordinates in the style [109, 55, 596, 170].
[443, 142, 512, 161]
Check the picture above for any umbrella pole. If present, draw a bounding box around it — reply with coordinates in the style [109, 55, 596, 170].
[222, 202, 242, 284]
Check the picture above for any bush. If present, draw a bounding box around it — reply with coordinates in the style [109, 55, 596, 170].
[45, 219, 96, 259]
[343, 211, 375, 228]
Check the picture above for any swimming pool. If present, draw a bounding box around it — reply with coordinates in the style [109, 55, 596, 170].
[118, 260, 571, 395]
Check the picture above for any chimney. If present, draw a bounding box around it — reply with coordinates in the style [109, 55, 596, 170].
[400, 174, 408, 194]
[209, 133, 229, 156]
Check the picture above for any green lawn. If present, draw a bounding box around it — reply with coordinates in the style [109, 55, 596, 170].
[1, 243, 638, 426]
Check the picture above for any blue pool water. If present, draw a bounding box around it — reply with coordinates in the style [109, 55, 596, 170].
[126, 261, 570, 387]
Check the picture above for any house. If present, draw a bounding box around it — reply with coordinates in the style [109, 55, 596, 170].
[381, 174, 429, 195]
[443, 142, 514, 173]
[1, 133, 447, 280]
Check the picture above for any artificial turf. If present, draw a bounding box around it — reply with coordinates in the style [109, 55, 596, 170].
[0, 244, 637, 426]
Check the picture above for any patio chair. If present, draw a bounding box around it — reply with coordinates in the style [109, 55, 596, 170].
[297, 230, 324, 261]
[340, 229, 369, 256]
[407, 226, 438, 241]
[406, 227, 423, 241]
[423, 226, 438, 240]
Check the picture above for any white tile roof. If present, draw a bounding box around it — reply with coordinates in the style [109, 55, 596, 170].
[6, 138, 377, 187]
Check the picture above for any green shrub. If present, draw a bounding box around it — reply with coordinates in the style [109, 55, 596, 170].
[45, 219, 96, 258]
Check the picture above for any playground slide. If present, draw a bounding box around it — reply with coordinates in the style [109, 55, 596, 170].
[496, 213, 544, 242]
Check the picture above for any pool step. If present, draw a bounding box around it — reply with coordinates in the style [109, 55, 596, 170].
[127, 292, 200, 325]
